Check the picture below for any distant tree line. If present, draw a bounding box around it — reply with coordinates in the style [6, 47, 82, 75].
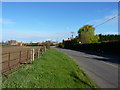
[98, 34, 120, 42]
[2, 40, 17, 44]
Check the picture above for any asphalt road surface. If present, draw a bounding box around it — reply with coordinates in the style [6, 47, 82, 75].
[54, 47, 119, 88]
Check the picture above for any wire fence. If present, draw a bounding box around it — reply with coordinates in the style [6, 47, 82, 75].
[0, 46, 46, 75]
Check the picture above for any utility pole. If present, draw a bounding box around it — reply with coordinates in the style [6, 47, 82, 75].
[56, 38, 58, 44]
[71, 32, 75, 38]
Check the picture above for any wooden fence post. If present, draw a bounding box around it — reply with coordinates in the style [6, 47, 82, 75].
[30, 49, 33, 62]
[26, 50, 29, 63]
[42, 48, 44, 54]
[39, 48, 41, 55]
[8, 52, 11, 70]
[40, 48, 42, 55]
[44, 46, 46, 53]
[19, 51, 21, 64]
[32, 48, 35, 61]
[38, 48, 40, 58]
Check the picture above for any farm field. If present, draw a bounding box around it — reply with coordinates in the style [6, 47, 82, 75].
[2, 46, 41, 54]
[2, 48, 98, 88]
[1, 46, 43, 74]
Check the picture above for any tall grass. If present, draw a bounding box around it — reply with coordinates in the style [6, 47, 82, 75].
[2, 48, 98, 88]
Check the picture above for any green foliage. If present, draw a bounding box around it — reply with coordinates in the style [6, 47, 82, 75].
[92, 35, 100, 43]
[2, 44, 20, 46]
[98, 34, 120, 42]
[58, 43, 64, 48]
[78, 25, 95, 36]
[43, 41, 54, 49]
[62, 40, 120, 56]
[78, 25, 99, 44]
[2, 49, 98, 88]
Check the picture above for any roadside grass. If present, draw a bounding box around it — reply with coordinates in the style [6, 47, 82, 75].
[2, 48, 98, 88]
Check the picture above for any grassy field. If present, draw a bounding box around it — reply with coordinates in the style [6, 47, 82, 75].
[2, 48, 98, 88]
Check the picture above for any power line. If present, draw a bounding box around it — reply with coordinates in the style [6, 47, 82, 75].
[94, 15, 118, 28]
[59, 15, 119, 41]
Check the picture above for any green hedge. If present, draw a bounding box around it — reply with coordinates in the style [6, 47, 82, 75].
[61, 40, 120, 55]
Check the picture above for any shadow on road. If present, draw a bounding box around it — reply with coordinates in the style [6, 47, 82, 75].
[78, 50, 120, 65]
[55, 47, 120, 65]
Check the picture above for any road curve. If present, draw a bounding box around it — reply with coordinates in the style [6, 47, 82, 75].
[54, 47, 119, 88]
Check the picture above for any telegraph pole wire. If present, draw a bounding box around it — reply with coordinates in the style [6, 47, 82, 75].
[94, 15, 118, 28]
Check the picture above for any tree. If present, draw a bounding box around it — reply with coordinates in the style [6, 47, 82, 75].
[78, 25, 99, 44]
[7, 40, 17, 44]
[92, 35, 100, 43]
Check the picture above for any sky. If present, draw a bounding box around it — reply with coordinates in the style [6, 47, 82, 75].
[1, 2, 118, 43]
[2, 0, 119, 2]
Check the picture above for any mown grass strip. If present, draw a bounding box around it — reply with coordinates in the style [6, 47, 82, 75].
[2, 48, 98, 88]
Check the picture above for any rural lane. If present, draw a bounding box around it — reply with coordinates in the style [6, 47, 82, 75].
[54, 47, 119, 88]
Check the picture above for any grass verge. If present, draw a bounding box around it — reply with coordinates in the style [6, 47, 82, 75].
[2, 48, 98, 88]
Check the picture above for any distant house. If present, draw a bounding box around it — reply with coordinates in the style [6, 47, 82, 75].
[64, 38, 73, 42]
[10, 42, 22, 46]
[16, 42, 23, 46]
[22, 43, 29, 46]
[37, 42, 43, 45]
[10, 42, 17, 45]
[41, 41, 45, 44]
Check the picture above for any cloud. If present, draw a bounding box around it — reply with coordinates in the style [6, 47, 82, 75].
[86, 10, 118, 26]
[0, 18, 15, 24]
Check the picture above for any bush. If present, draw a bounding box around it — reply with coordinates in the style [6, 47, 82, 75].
[58, 43, 64, 48]
[62, 40, 120, 55]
